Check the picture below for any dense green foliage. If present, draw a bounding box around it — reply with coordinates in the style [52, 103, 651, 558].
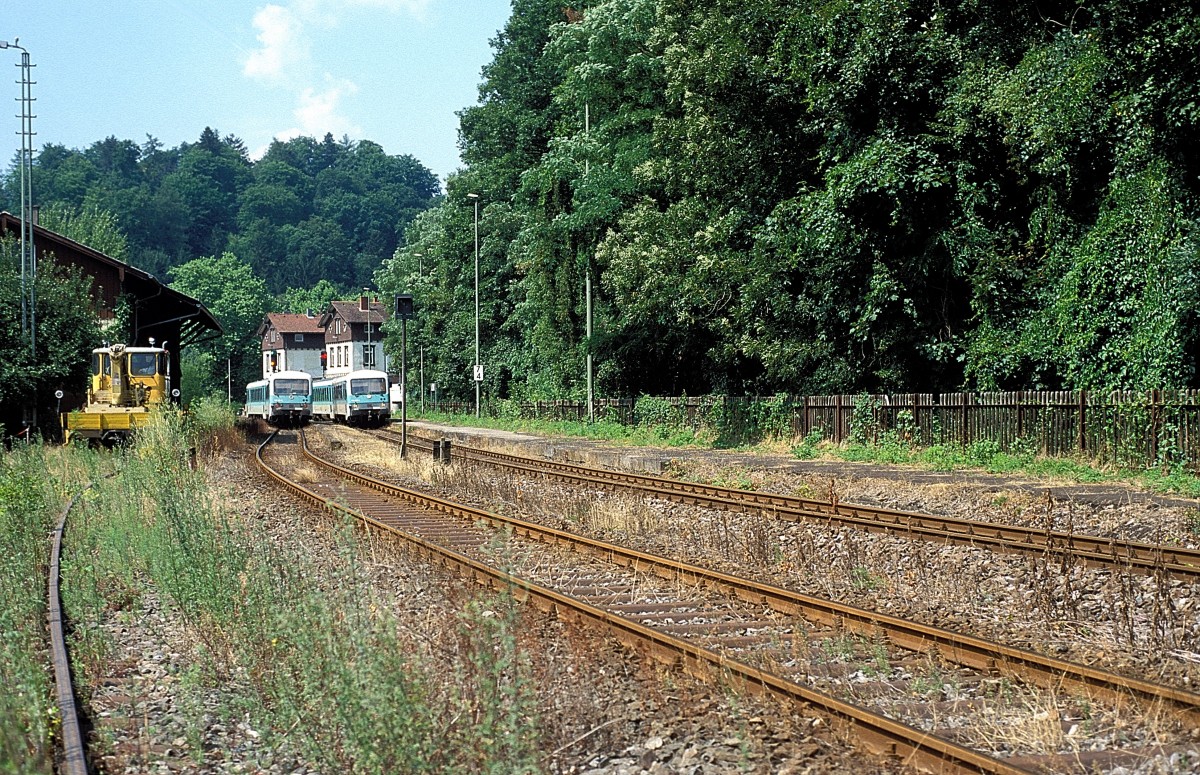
[1, 129, 440, 295]
[0, 237, 101, 434]
[379, 0, 1200, 401]
[167, 253, 274, 397]
[6, 2, 1199, 406]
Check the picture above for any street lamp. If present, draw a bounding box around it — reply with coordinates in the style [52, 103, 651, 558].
[467, 193, 481, 418]
[414, 252, 425, 412]
[363, 287, 372, 370]
[394, 293, 416, 457]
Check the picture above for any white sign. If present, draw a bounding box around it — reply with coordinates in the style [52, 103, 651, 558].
[473, 364, 484, 382]
[430, 382, 437, 393]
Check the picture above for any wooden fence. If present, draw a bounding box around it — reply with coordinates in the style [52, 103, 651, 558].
[428, 390, 1200, 470]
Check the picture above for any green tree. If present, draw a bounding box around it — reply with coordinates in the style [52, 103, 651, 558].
[168, 252, 272, 392]
[37, 202, 130, 263]
[278, 279, 344, 314]
[0, 238, 101, 437]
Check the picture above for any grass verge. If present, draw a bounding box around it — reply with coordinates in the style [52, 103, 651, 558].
[58, 410, 542, 773]
[0, 443, 72, 775]
[411, 408, 715, 448]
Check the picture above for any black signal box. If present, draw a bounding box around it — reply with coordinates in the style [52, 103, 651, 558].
[394, 293, 416, 321]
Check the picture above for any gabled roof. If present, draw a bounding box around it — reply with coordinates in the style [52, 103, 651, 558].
[319, 299, 388, 328]
[257, 312, 325, 338]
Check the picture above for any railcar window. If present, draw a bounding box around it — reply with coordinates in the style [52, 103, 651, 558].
[274, 379, 310, 396]
[350, 378, 386, 395]
[130, 354, 157, 376]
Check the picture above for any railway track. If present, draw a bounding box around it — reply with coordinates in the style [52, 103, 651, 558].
[259, 427, 1200, 774]
[373, 428, 1200, 581]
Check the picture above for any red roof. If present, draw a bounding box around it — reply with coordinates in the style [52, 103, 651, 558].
[266, 312, 325, 334]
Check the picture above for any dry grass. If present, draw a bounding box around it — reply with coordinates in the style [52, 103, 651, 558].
[288, 463, 324, 484]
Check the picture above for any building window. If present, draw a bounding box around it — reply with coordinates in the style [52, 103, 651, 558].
[294, 333, 304, 342]
[363, 343, 375, 368]
[271, 330, 277, 343]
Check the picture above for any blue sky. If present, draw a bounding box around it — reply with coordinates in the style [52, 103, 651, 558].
[2, 0, 514, 185]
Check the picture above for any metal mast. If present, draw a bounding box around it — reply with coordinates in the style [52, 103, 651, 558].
[3, 40, 36, 358]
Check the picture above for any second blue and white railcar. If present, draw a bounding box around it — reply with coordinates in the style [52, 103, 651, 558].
[244, 370, 313, 426]
[312, 369, 390, 427]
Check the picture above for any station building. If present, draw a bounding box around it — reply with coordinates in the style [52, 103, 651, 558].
[256, 296, 391, 382]
[256, 312, 325, 377]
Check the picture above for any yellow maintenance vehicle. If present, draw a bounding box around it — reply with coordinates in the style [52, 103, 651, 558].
[62, 341, 177, 445]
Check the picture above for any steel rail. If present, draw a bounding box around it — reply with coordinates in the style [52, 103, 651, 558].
[385, 430, 1200, 580]
[258, 431, 1031, 774]
[49, 484, 95, 775]
[305, 429, 1200, 728]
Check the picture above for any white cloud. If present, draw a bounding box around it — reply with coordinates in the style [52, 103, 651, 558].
[244, 0, 426, 147]
[244, 4, 308, 81]
[275, 77, 362, 142]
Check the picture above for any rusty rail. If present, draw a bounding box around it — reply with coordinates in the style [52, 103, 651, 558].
[258, 430, 1030, 774]
[384, 430, 1200, 580]
[49, 485, 94, 775]
[258, 429, 1200, 772]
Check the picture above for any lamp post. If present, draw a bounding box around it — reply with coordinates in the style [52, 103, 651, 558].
[467, 193, 481, 418]
[394, 294, 415, 457]
[584, 102, 594, 423]
[363, 287, 372, 370]
[414, 252, 425, 412]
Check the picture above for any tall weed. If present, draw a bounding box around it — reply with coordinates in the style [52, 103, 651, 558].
[0, 444, 60, 775]
[62, 412, 541, 773]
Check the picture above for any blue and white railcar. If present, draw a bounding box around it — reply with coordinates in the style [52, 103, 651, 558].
[312, 369, 390, 427]
[244, 370, 313, 426]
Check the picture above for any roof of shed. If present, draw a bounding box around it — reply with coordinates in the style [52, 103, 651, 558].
[0, 211, 222, 347]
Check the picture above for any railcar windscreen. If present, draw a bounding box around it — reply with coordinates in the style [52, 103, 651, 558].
[275, 379, 310, 396]
[350, 377, 386, 396]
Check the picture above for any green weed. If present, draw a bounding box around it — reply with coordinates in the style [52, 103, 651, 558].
[57, 411, 542, 774]
[850, 566, 884, 592]
[0, 442, 61, 775]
